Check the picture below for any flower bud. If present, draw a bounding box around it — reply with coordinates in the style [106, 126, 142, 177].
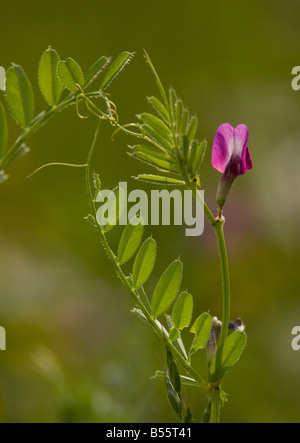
[206, 316, 222, 364]
[229, 318, 245, 333]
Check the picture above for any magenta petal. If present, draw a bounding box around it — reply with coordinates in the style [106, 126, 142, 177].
[243, 145, 252, 172]
[234, 125, 249, 158]
[230, 125, 251, 176]
[212, 123, 234, 173]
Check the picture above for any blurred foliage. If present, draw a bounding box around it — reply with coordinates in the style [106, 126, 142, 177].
[0, 0, 300, 423]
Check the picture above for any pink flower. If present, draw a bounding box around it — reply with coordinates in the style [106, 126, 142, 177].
[212, 123, 252, 209]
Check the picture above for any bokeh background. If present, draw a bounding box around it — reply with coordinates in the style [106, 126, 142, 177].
[0, 0, 300, 423]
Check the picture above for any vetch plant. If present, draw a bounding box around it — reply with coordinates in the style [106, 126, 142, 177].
[80, 52, 251, 423]
[1, 49, 252, 423]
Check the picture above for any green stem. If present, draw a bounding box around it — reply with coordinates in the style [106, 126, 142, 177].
[204, 219, 231, 423]
[85, 121, 213, 401]
[213, 219, 231, 349]
[209, 391, 221, 423]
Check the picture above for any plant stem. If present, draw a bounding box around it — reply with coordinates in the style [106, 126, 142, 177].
[209, 391, 221, 423]
[213, 219, 231, 349]
[85, 121, 213, 401]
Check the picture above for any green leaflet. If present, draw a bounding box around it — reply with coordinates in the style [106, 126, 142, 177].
[169, 88, 177, 124]
[99, 51, 134, 90]
[117, 218, 144, 265]
[187, 115, 198, 142]
[151, 259, 183, 318]
[92, 171, 101, 194]
[139, 113, 173, 142]
[188, 140, 198, 174]
[180, 135, 189, 164]
[38, 47, 63, 106]
[57, 58, 85, 93]
[147, 96, 170, 124]
[175, 99, 183, 134]
[165, 344, 182, 419]
[6, 64, 35, 128]
[165, 314, 188, 360]
[180, 109, 189, 135]
[166, 344, 181, 395]
[84, 56, 110, 88]
[171, 292, 193, 331]
[188, 140, 207, 177]
[129, 150, 179, 174]
[141, 123, 174, 154]
[132, 237, 157, 289]
[169, 328, 181, 342]
[135, 174, 185, 186]
[209, 331, 247, 383]
[0, 101, 8, 157]
[165, 375, 182, 418]
[189, 313, 212, 356]
[130, 144, 174, 161]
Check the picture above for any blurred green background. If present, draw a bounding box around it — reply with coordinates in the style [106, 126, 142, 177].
[0, 0, 300, 423]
